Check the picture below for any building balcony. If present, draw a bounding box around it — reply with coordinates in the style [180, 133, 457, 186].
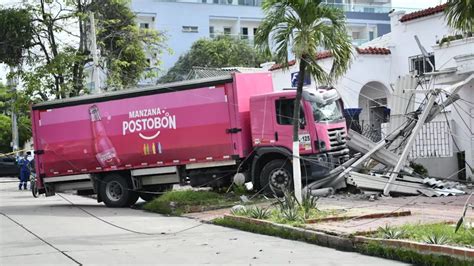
[209, 33, 255, 45]
[152, 1, 398, 13]
[323, 3, 392, 14]
[153, 0, 262, 7]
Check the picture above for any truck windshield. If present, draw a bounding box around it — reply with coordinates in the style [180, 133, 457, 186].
[310, 101, 343, 122]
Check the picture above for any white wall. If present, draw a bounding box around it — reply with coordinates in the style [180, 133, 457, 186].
[387, 11, 453, 80]
[132, 1, 264, 71]
[451, 79, 474, 179]
[271, 53, 391, 109]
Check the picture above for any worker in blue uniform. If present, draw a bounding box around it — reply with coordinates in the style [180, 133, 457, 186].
[17, 153, 31, 190]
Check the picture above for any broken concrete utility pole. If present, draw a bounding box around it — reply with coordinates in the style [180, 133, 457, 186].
[89, 11, 101, 94]
[383, 73, 474, 195]
[383, 89, 438, 196]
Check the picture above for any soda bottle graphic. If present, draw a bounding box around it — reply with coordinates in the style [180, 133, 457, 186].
[89, 105, 121, 167]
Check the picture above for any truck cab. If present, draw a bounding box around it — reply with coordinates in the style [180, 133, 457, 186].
[249, 86, 349, 194]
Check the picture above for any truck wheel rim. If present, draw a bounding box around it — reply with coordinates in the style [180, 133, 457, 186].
[106, 181, 123, 201]
[269, 169, 290, 191]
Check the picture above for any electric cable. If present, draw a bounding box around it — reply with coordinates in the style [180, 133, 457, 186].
[0, 211, 83, 265]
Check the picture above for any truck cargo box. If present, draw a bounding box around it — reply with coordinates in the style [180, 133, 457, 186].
[31, 73, 274, 181]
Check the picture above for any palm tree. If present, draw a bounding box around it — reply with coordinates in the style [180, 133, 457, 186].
[255, 0, 352, 202]
[444, 0, 474, 34]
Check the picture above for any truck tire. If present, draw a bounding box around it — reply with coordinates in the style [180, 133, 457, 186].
[100, 174, 137, 207]
[139, 184, 173, 202]
[260, 159, 292, 197]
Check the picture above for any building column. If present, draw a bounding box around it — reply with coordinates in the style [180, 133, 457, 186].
[235, 17, 241, 38]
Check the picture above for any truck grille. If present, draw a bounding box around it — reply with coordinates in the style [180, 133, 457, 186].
[328, 127, 347, 151]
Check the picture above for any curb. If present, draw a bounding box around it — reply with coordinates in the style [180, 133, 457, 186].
[223, 215, 355, 252]
[305, 210, 412, 223]
[354, 235, 474, 260]
[218, 215, 474, 264]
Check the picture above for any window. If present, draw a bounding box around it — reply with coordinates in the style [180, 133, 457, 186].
[369, 31, 375, 41]
[364, 7, 375, 12]
[275, 99, 305, 125]
[409, 53, 435, 75]
[241, 27, 248, 39]
[209, 26, 215, 38]
[253, 28, 258, 35]
[310, 101, 343, 122]
[139, 23, 149, 29]
[182, 26, 199, 33]
[224, 27, 231, 35]
[352, 31, 361, 39]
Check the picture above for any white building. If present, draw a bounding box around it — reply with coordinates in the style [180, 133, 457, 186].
[131, 0, 397, 81]
[270, 4, 474, 180]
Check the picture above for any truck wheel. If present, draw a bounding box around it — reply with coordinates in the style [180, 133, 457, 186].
[260, 159, 292, 197]
[139, 184, 173, 202]
[100, 174, 136, 207]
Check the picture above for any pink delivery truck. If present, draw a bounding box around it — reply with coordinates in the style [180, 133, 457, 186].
[31, 72, 349, 207]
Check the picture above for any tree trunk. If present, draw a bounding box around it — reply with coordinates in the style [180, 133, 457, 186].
[40, 0, 65, 99]
[71, 0, 86, 97]
[292, 56, 307, 203]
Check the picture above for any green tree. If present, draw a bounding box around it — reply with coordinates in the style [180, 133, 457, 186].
[445, 0, 474, 33]
[0, 83, 33, 153]
[91, 0, 167, 90]
[0, 8, 34, 153]
[159, 36, 269, 83]
[0, 8, 33, 67]
[0, 115, 12, 153]
[1, 0, 166, 100]
[255, 0, 352, 201]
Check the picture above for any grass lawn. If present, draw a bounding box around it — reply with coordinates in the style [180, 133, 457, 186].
[143, 190, 240, 215]
[231, 204, 341, 226]
[374, 223, 474, 247]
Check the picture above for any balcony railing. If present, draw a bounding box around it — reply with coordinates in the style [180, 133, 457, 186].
[209, 34, 374, 46]
[352, 39, 370, 46]
[209, 33, 254, 45]
[323, 3, 392, 13]
[155, 0, 262, 7]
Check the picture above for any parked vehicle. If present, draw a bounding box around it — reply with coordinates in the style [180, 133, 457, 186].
[0, 156, 20, 177]
[31, 73, 348, 207]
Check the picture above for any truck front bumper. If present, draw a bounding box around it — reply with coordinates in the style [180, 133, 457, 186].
[302, 148, 350, 182]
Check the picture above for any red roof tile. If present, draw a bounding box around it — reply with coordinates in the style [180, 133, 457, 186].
[316, 51, 332, 60]
[356, 47, 391, 55]
[268, 59, 296, 71]
[400, 4, 447, 22]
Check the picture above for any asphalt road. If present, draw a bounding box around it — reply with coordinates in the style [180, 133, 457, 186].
[0, 178, 408, 265]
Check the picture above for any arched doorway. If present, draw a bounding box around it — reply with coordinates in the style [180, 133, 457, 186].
[358, 81, 390, 141]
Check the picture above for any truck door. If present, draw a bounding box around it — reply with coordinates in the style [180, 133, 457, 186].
[274, 98, 312, 152]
